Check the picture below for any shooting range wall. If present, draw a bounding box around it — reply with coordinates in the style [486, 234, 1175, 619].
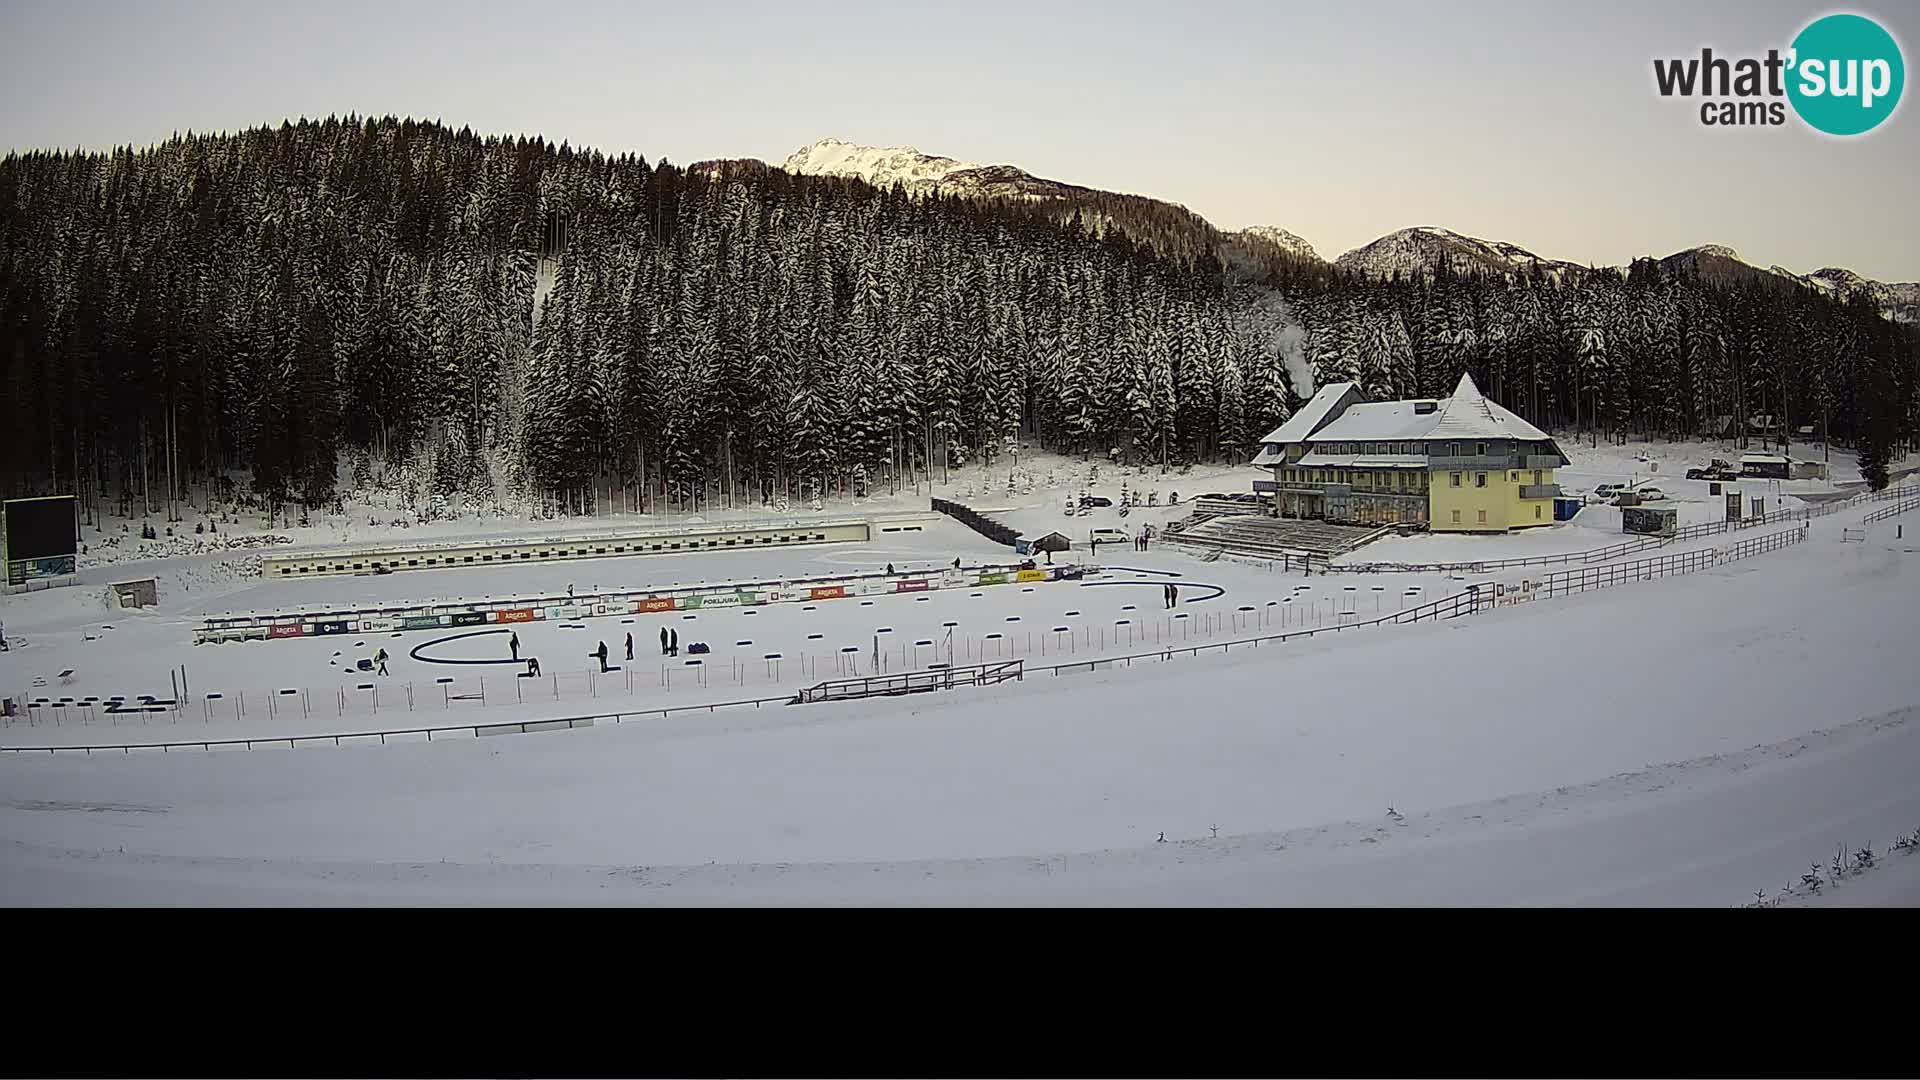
[257, 513, 939, 580]
[195, 560, 1091, 644]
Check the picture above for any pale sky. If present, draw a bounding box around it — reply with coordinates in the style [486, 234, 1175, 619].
[3, 0, 1916, 279]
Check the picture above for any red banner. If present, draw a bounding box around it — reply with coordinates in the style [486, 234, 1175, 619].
[497, 608, 535, 623]
[809, 586, 847, 600]
[268, 623, 305, 639]
[894, 579, 929, 592]
[638, 597, 676, 613]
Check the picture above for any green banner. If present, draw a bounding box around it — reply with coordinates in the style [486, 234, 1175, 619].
[975, 573, 1007, 586]
[399, 615, 443, 630]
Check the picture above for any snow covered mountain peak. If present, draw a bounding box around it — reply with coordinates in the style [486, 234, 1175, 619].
[1334, 225, 1576, 280]
[1694, 243, 1743, 261]
[781, 138, 985, 192]
[1234, 225, 1320, 262]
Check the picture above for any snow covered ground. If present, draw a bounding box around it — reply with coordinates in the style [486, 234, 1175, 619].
[1, 518, 1467, 746]
[3, 475, 1917, 905]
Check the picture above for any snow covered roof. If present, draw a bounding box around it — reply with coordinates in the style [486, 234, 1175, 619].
[1304, 372, 1556, 451]
[1257, 382, 1359, 446]
[1309, 399, 1448, 442]
[1426, 372, 1553, 442]
[1250, 445, 1287, 467]
[1740, 454, 1790, 464]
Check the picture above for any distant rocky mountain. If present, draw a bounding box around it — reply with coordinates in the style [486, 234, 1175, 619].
[1656, 245, 1919, 322]
[1232, 225, 1320, 262]
[1334, 226, 1582, 281]
[770, 137, 1307, 271]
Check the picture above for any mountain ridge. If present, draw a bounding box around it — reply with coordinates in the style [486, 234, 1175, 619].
[741, 137, 1916, 317]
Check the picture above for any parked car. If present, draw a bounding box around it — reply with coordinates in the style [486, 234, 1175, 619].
[1592, 483, 1625, 502]
[1087, 527, 1130, 546]
[1636, 487, 1668, 501]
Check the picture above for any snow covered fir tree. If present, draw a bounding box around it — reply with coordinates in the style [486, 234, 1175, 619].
[2, 116, 1916, 518]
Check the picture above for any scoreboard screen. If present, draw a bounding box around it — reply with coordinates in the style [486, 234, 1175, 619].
[3, 495, 78, 585]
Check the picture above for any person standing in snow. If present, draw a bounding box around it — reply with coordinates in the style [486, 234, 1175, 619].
[567, 583, 575, 597]
[886, 563, 895, 575]
[660, 626, 670, 655]
[1170, 583, 1179, 607]
[625, 632, 634, 662]
[670, 627, 679, 656]
[595, 640, 610, 673]
[510, 632, 521, 661]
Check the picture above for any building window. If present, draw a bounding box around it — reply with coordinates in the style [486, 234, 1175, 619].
[1476, 442, 1486, 456]
[1534, 505, 1542, 519]
[1451, 509, 1461, 524]
[1451, 472, 1462, 487]
[1475, 473, 1487, 488]
[1478, 509, 1488, 524]
[1533, 469, 1542, 484]
[1510, 471, 1519, 482]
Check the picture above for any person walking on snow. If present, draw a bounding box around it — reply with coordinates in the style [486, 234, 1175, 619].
[661, 626, 670, 655]
[595, 640, 610, 673]
[510, 632, 520, 661]
[1170, 583, 1179, 607]
[625, 632, 634, 662]
[375, 648, 390, 676]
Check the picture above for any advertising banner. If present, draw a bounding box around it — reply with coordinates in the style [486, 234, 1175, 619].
[809, 585, 847, 601]
[1016, 569, 1047, 583]
[701, 592, 740, 607]
[734, 592, 763, 606]
[400, 615, 444, 630]
[497, 608, 536, 623]
[450, 611, 487, 627]
[268, 623, 306, 639]
[975, 573, 1007, 586]
[314, 620, 351, 635]
[637, 597, 677, 613]
[895, 579, 929, 592]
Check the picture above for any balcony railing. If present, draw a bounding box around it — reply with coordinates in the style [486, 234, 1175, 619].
[1519, 484, 1561, 500]
[1429, 455, 1515, 471]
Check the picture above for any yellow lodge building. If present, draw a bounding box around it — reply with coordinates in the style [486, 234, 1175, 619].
[1250, 372, 1569, 532]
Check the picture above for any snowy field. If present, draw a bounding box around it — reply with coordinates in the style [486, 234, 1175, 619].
[3, 444, 1918, 905]
[2, 518, 1474, 746]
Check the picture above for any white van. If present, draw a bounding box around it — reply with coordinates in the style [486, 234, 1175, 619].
[1087, 527, 1130, 546]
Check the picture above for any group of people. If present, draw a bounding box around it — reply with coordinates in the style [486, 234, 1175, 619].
[1132, 529, 1154, 552]
[659, 626, 680, 656]
[1161, 582, 1180, 609]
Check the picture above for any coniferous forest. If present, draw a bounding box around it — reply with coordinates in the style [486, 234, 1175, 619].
[2, 116, 1915, 519]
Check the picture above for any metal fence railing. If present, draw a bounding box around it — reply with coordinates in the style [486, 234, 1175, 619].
[1863, 496, 1920, 524]
[0, 693, 802, 755]
[794, 659, 1025, 703]
[1538, 526, 1805, 599]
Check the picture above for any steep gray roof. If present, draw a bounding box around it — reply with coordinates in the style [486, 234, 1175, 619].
[1426, 371, 1552, 442]
[1256, 382, 1360, 446]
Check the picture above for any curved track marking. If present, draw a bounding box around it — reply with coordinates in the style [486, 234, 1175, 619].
[408, 628, 522, 666]
[1076, 580, 1224, 603]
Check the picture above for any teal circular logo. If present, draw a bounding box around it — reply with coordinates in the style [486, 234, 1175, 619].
[1787, 13, 1904, 135]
